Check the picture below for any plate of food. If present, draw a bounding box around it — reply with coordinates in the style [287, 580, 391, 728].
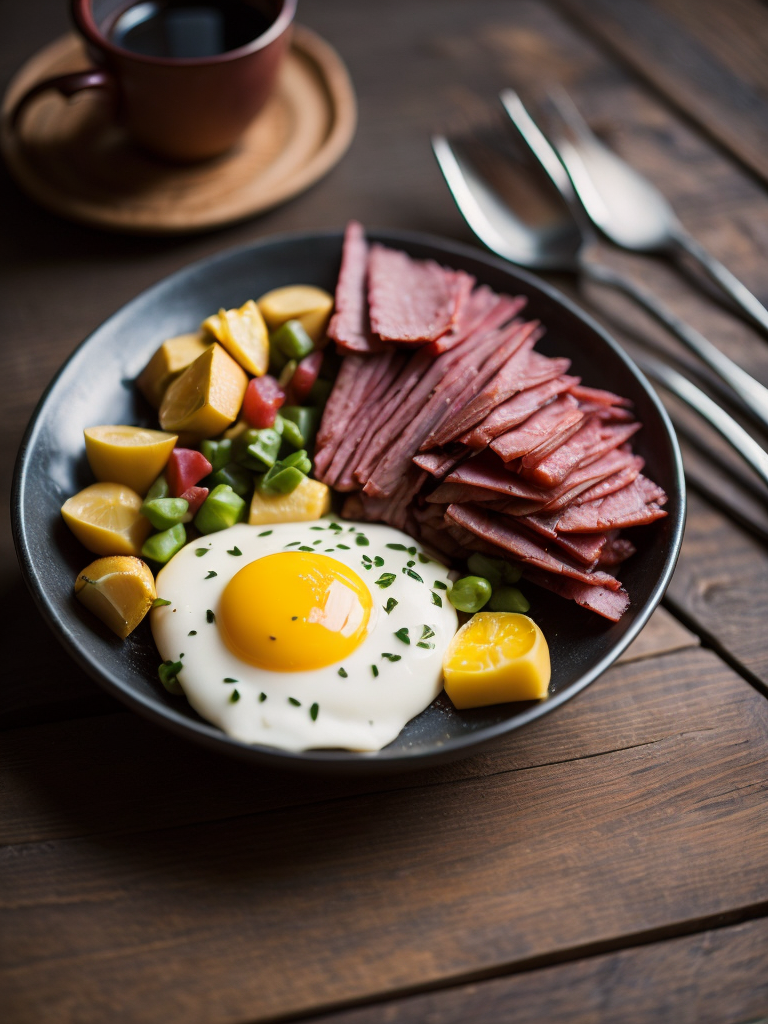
[12, 223, 685, 772]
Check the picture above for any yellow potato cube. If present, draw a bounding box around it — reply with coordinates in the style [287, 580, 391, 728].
[257, 285, 334, 345]
[74, 555, 156, 638]
[442, 612, 551, 708]
[61, 482, 152, 557]
[136, 332, 211, 407]
[202, 300, 269, 376]
[84, 425, 177, 495]
[248, 477, 331, 525]
[159, 342, 248, 439]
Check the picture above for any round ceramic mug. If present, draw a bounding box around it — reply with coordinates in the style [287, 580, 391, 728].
[12, 0, 296, 161]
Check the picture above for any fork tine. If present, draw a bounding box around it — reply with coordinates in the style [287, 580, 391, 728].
[546, 85, 600, 145]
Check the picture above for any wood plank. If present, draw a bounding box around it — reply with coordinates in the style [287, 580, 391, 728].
[308, 917, 768, 1024]
[617, 605, 696, 664]
[555, 0, 768, 185]
[2, 648, 768, 1024]
[0, 634, 699, 848]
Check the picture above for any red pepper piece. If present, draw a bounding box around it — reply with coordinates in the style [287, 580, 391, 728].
[179, 485, 209, 516]
[167, 448, 212, 497]
[243, 375, 285, 428]
[287, 350, 323, 404]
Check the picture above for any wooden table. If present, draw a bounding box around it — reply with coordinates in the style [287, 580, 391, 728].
[3, 1, 768, 1020]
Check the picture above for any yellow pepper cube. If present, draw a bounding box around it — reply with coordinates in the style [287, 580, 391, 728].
[159, 342, 248, 439]
[61, 482, 152, 557]
[136, 332, 211, 407]
[202, 300, 269, 376]
[84, 425, 177, 495]
[257, 285, 334, 345]
[74, 555, 157, 638]
[442, 612, 551, 708]
[248, 476, 331, 525]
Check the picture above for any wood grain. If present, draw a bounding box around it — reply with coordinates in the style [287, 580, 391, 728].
[555, 0, 768, 185]
[2, 649, 767, 1024]
[307, 917, 768, 1024]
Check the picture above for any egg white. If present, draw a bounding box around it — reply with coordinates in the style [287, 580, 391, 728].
[151, 520, 458, 752]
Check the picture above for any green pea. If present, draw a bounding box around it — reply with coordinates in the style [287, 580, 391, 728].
[272, 319, 314, 360]
[145, 474, 169, 502]
[467, 552, 522, 587]
[142, 523, 187, 564]
[487, 586, 530, 613]
[200, 438, 232, 473]
[194, 484, 246, 534]
[448, 575, 492, 613]
[141, 497, 189, 530]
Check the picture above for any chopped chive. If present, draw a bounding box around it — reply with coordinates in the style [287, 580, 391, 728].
[227, 546, 242, 556]
[288, 697, 301, 706]
[298, 545, 313, 551]
[338, 668, 348, 678]
[258, 530, 273, 537]
[433, 581, 448, 590]
[329, 522, 343, 531]
[362, 554, 372, 563]
[375, 573, 397, 589]
[337, 543, 350, 550]
[269, 635, 276, 641]
[384, 597, 398, 614]
[386, 543, 408, 551]
[403, 568, 424, 582]
[158, 659, 183, 694]
[382, 653, 401, 662]
[417, 641, 435, 649]
[188, 630, 197, 636]
[374, 555, 385, 567]
[408, 546, 417, 556]
[421, 625, 435, 639]
[285, 540, 300, 547]
[152, 597, 171, 608]
[418, 553, 429, 564]
[325, 548, 335, 552]
[371, 664, 379, 677]
[310, 526, 325, 531]
[355, 535, 370, 546]
[230, 689, 240, 703]
[195, 548, 208, 557]
[310, 702, 319, 721]
[259, 692, 267, 702]
[223, 677, 238, 683]
[395, 627, 410, 644]
[206, 609, 215, 623]
[205, 570, 217, 579]
[431, 592, 443, 607]
[291, 616, 298, 621]
[406, 560, 415, 567]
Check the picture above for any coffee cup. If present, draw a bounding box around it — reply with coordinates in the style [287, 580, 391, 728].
[11, 0, 296, 162]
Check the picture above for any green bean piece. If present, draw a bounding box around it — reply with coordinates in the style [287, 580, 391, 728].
[158, 660, 183, 695]
[279, 416, 304, 449]
[200, 438, 232, 473]
[206, 463, 253, 499]
[308, 378, 332, 408]
[194, 484, 246, 534]
[141, 497, 189, 531]
[448, 575, 492, 613]
[234, 427, 282, 472]
[260, 465, 306, 495]
[487, 586, 531, 614]
[281, 406, 319, 448]
[272, 319, 315, 360]
[142, 523, 187, 565]
[277, 359, 298, 388]
[145, 473, 169, 502]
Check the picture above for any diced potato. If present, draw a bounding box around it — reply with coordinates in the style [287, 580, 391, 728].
[257, 286, 334, 345]
[442, 612, 551, 708]
[159, 343, 248, 439]
[84, 425, 177, 495]
[136, 332, 211, 408]
[248, 476, 331, 525]
[202, 300, 269, 376]
[74, 555, 156, 638]
[61, 482, 152, 556]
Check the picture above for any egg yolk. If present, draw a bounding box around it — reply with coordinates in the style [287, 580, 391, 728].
[219, 551, 373, 671]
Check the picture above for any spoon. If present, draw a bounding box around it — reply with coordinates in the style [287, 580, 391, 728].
[543, 86, 768, 338]
[431, 97, 768, 433]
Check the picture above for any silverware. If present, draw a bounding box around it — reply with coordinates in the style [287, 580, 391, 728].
[545, 86, 768, 338]
[431, 93, 768, 432]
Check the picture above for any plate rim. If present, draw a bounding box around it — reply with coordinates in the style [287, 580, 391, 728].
[12, 227, 686, 772]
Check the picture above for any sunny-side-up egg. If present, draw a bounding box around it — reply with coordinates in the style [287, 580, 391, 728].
[151, 520, 458, 752]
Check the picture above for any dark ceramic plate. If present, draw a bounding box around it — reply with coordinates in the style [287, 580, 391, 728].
[12, 229, 685, 773]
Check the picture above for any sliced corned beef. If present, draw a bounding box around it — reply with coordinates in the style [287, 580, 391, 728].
[327, 221, 381, 353]
[445, 503, 620, 589]
[522, 419, 642, 488]
[554, 476, 669, 532]
[442, 452, 552, 502]
[598, 534, 637, 567]
[426, 289, 523, 354]
[367, 244, 472, 343]
[568, 384, 632, 408]
[573, 456, 644, 506]
[491, 394, 583, 463]
[461, 374, 580, 448]
[412, 448, 465, 478]
[523, 568, 630, 622]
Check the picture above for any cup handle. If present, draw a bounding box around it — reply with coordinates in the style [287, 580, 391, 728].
[10, 69, 113, 130]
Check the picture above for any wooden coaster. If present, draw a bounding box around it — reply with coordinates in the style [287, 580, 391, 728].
[0, 25, 356, 234]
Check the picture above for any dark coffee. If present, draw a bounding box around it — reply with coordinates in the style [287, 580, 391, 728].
[109, 0, 274, 59]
